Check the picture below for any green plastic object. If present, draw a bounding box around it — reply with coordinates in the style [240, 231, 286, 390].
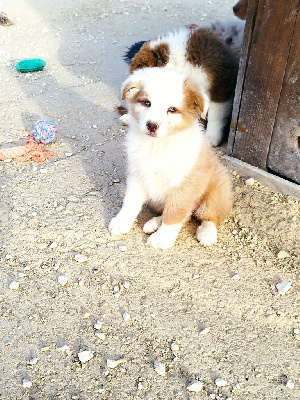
[16, 58, 46, 73]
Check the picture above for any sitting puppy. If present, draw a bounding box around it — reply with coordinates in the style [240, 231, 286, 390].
[109, 68, 232, 249]
[121, 26, 241, 147]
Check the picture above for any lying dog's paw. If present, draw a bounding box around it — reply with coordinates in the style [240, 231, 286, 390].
[206, 130, 223, 147]
[143, 216, 162, 234]
[119, 114, 129, 126]
[205, 120, 224, 147]
[147, 228, 176, 249]
[108, 215, 132, 235]
[196, 221, 218, 246]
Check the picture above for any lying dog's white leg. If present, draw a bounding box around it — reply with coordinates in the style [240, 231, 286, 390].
[147, 222, 182, 249]
[119, 114, 129, 126]
[109, 177, 147, 235]
[206, 100, 232, 146]
[143, 216, 162, 234]
[196, 220, 218, 246]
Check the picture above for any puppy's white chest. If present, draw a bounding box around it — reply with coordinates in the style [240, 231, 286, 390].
[143, 153, 183, 191]
[127, 133, 201, 202]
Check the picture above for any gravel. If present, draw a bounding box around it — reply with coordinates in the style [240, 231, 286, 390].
[57, 275, 68, 286]
[215, 377, 228, 387]
[78, 350, 94, 364]
[74, 253, 88, 263]
[276, 281, 292, 296]
[187, 380, 203, 392]
[0, 0, 299, 399]
[22, 379, 33, 389]
[153, 360, 166, 376]
[8, 280, 19, 290]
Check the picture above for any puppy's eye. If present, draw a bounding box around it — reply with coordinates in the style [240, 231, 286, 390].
[141, 100, 151, 107]
[168, 107, 178, 113]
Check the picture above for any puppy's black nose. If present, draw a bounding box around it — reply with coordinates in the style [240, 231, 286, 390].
[233, 5, 239, 13]
[146, 121, 158, 133]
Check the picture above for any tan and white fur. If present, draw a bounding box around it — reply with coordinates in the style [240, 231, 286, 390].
[109, 68, 232, 249]
[233, 0, 248, 20]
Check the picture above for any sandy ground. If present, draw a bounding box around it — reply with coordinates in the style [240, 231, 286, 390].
[0, 1, 299, 399]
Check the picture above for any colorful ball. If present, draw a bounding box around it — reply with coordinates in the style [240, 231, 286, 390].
[32, 119, 57, 144]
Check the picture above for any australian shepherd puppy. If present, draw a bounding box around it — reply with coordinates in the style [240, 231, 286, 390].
[121, 24, 243, 147]
[109, 68, 232, 249]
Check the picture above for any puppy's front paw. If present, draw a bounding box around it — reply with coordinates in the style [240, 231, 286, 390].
[196, 221, 218, 246]
[147, 228, 176, 250]
[108, 215, 133, 235]
[143, 216, 162, 234]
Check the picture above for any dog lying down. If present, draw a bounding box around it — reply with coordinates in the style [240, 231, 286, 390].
[123, 20, 245, 66]
[120, 21, 244, 147]
[109, 68, 232, 249]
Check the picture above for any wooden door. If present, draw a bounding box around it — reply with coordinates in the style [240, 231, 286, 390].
[267, 9, 300, 184]
[227, 0, 300, 184]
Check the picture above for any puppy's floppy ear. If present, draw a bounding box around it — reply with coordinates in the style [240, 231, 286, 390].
[184, 79, 210, 120]
[121, 78, 141, 100]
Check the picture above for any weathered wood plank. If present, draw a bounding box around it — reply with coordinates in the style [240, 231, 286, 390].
[267, 6, 300, 184]
[228, 0, 299, 169]
[227, 0, 258, 155]
[222, 155, 300, 199]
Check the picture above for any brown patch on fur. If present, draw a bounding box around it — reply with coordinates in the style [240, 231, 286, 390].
[125, 87, 155, 123]
[129, 89, 150, 121]
[168, 116, 195, 137]
[117, 105, 128, 116]
[130, 42, 170, 73]
[186, 29, 239, 103]
[168, 79, 207, 135]
[183, 79, 206, 118]
[233, 0, 248, 20]
[162, 140, 232, 226]
[131, 89, 148, 104]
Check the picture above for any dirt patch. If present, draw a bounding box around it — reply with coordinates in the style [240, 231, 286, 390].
[0, 1, 299, 399]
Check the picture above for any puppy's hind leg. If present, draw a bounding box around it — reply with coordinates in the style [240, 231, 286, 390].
[143, 216, 162, 234]
[195, 169, 232, 246]
[196, 220, 218, 246]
